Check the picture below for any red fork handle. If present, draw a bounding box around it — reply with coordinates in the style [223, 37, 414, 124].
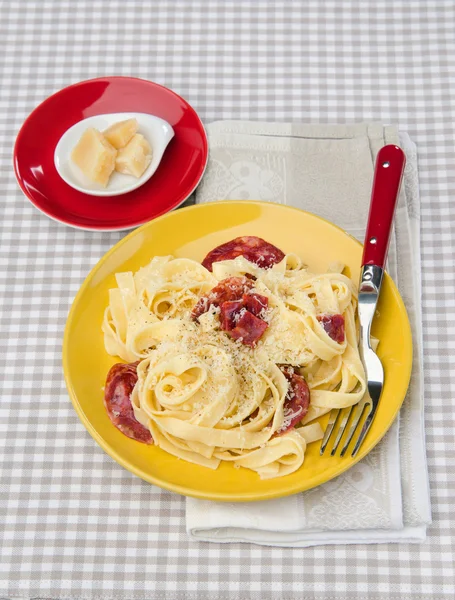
[361, 145, 406, 268]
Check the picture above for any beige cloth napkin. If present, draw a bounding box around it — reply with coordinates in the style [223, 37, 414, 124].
[187, 122, 431, 546]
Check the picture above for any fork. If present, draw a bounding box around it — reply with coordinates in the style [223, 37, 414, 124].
[320, 144, 406, 458]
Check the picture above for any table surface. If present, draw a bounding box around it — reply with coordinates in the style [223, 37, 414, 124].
[1, 2, 454, 599]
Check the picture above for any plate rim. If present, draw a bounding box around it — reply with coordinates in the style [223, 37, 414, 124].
[13, 76, 209, 231]
[62, 200, 413, 501]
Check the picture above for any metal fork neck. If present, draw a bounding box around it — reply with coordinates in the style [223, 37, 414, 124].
[359, 264, 384, 295]
[358, 265, 384, 354]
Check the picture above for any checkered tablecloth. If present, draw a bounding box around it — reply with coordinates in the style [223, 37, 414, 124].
[1, 2, 454, 599]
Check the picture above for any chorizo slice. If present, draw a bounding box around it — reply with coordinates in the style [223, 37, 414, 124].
[202, 236, 285, 271]
[104, 362, 153, 444]
[275, 366, 311, 435]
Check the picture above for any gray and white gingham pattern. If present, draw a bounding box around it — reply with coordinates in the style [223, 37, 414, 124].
[0, 1, 454, 599]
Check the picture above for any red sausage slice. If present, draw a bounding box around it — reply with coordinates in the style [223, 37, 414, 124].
[220, 293, 269, 331]
[317, 314, 345, 343]
[201, 236, 285, 271]
[243, 292, 268, 317]
[229, 310, 268, 346]
[192, 276, 254, 320]
[219, 300, 244, 330]
[275, 366, 311, 436]
[104, 362, 153, 444]
[192, 277, 269, 346]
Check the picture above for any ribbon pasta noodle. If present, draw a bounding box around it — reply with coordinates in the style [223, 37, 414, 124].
[102, 243, 366, 480]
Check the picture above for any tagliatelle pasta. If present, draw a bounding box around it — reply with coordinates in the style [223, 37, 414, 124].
[102, 237, 366, 480]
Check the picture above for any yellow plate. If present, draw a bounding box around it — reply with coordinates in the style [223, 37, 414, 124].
[63, 201, 412, 502]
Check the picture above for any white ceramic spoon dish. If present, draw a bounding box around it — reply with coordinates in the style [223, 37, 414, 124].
[54, 112, 174, 197]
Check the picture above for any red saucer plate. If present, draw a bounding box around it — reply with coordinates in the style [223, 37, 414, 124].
[14, 77, 208, 230]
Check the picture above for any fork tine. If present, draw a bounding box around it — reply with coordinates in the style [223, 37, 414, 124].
[330, 405, 355, 456]
[339, 401, 369, 457]
[351, 405, 376, 457]
[320, 409, 341, 455]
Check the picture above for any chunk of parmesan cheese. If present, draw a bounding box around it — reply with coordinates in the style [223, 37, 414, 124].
[115, 133, 152, 178]
[103, 118, 138, 149]
[71, 128, 117, 187]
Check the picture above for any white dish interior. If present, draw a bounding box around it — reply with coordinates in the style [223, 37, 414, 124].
[54, 112, 174, 197]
